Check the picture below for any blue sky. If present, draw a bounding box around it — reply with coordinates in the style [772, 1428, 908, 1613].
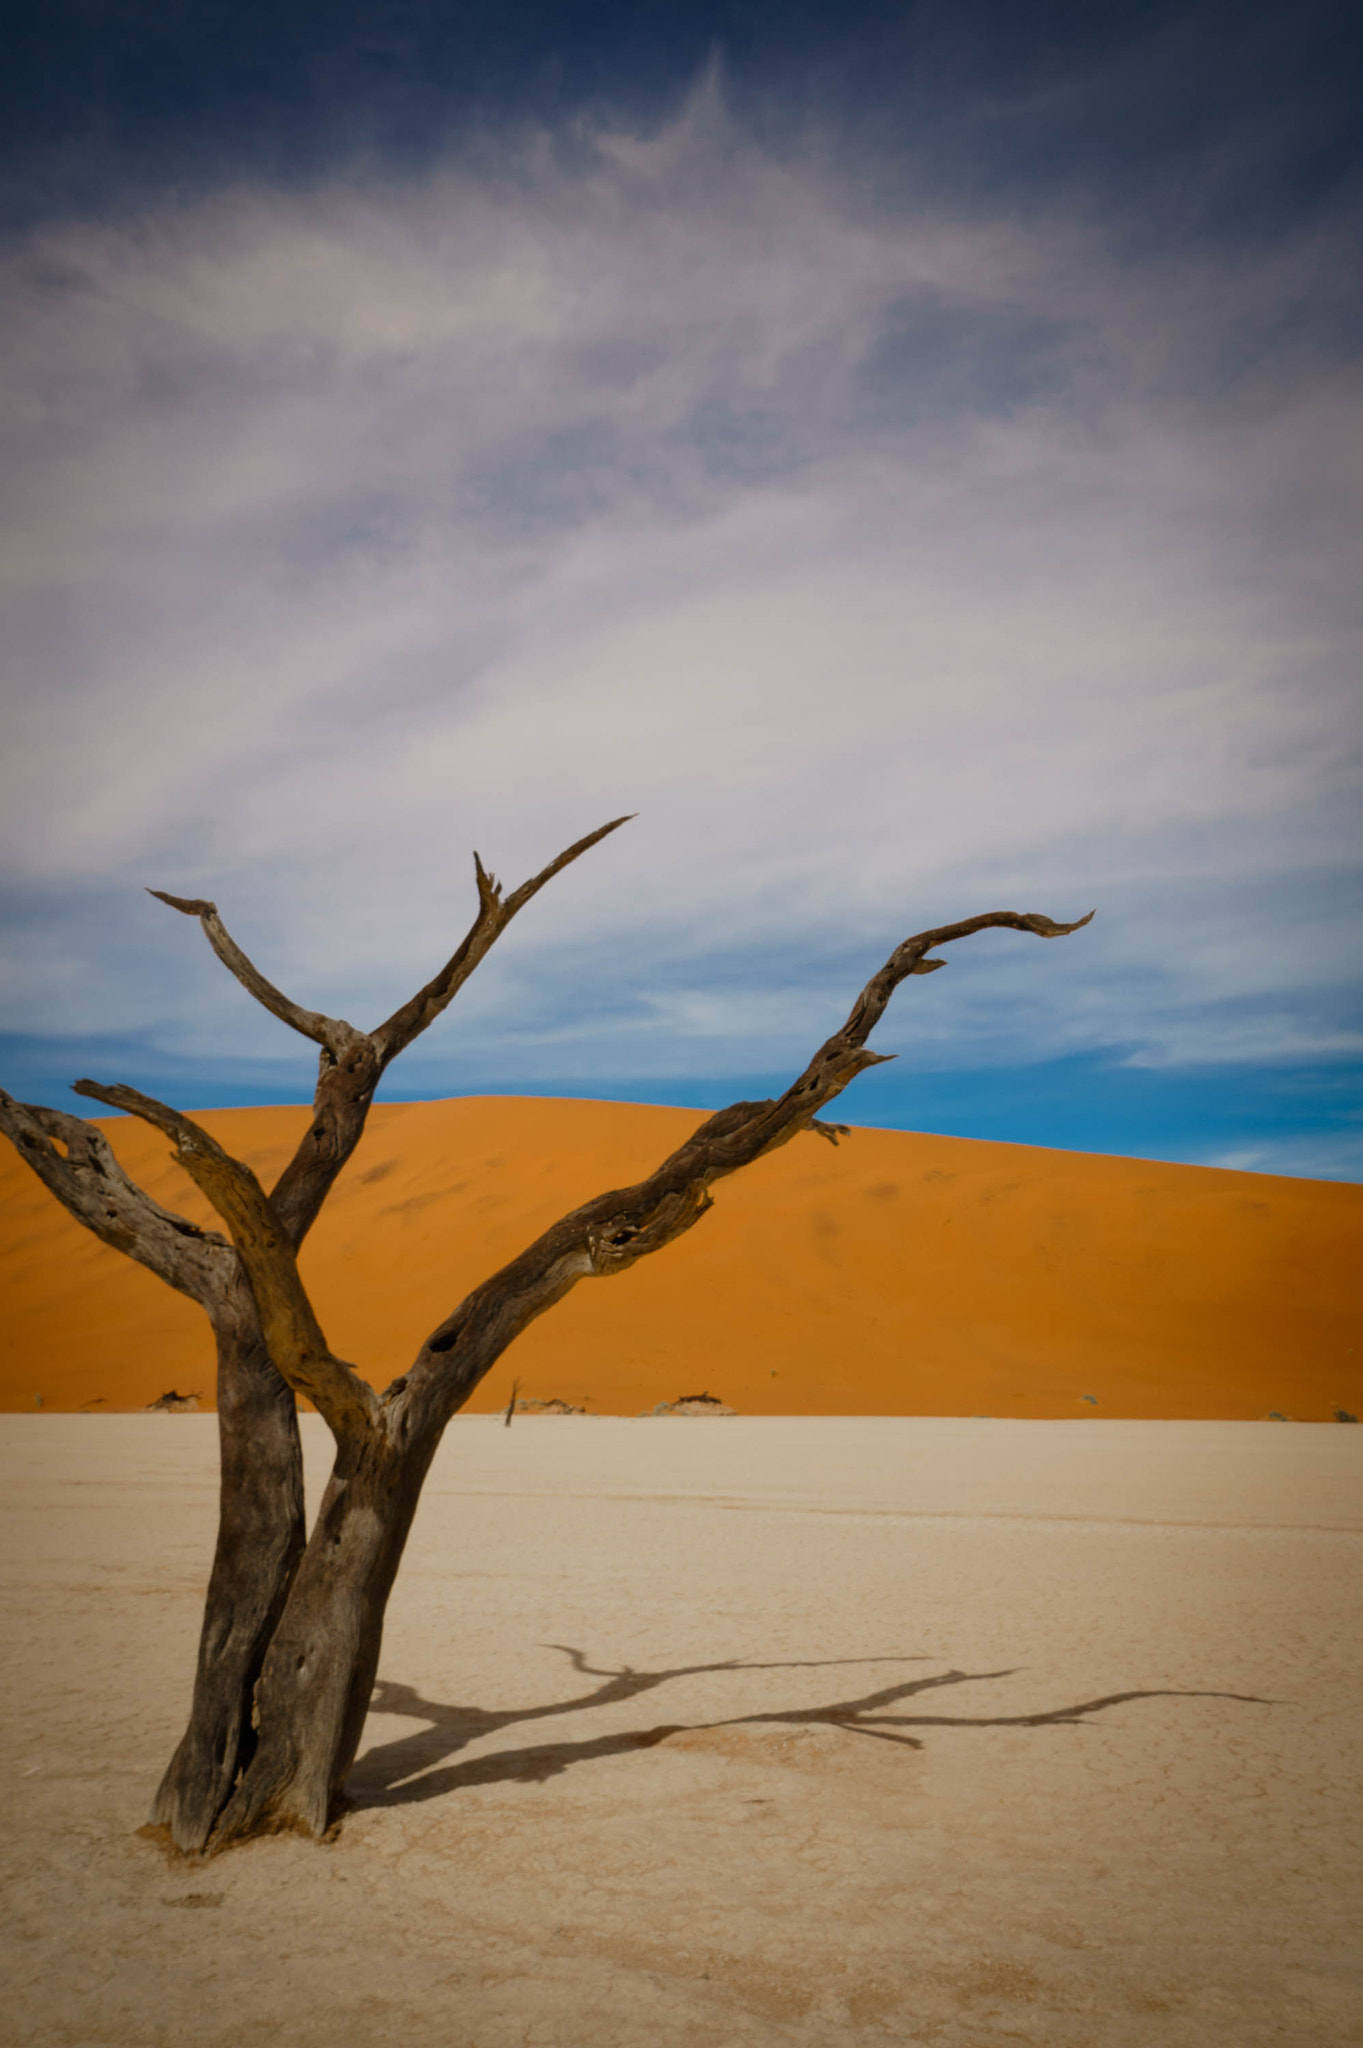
[2, 0, 1361, 1177]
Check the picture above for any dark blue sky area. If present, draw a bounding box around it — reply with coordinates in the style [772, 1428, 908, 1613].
[3, 1030, 1358, 1181]
[6, 0, 1360, 240]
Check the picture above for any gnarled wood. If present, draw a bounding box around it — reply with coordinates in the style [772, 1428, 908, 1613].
[71, 1080, 380, 1443]
[149, 1276, 306, 1850]
[146, 891, 365, 1058]
[369, 817, 633, 1065]
[209, 1431, 436, 1845]
[397, 906, 1095, 1433]
[150, 818, 631, 1243]
[0, 1090, 308, 1855]
[2, 853, 1092, 1858]
[0, 1090, 229, 1299]
[3, 822, 635, 1850]
[202, 900, 1091, 1845]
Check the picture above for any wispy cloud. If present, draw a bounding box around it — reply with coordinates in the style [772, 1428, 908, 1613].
[1203, 1132, 1363, 1182]
[1, 78, 1359, 1118]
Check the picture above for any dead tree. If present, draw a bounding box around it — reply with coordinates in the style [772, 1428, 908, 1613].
[0, 822, 1090, 1855]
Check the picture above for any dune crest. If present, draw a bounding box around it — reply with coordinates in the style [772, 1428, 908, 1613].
[1, 1094, 1358, 1418]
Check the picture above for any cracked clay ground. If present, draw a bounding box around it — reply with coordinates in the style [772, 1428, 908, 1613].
[2, 1415, 1360, 2047]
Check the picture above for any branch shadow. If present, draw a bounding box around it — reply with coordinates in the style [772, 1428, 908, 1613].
[345, 1646, 1273, 1811]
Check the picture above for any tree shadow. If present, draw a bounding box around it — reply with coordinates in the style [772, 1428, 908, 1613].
[345, 1646, 1272, 1811]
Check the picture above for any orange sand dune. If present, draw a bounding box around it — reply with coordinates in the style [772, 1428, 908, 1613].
[1, 1095, 1359, 1417]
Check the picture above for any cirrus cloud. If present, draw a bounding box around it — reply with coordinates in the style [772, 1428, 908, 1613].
[1, 79, 1359, 1170]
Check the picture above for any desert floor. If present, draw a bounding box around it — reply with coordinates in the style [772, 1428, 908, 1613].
[3, 1414, 1360, 2048]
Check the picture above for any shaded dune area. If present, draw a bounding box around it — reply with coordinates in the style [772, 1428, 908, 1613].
[2, 1095, 1358, 1418]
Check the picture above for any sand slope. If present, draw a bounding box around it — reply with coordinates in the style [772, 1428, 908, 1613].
[1, 1094, 1359, 1416]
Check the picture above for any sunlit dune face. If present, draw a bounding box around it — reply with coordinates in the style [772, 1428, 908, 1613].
[1, 1096, 1357, 1420]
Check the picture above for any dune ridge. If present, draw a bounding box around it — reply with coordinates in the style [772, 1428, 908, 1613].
[1, 1094, 1358, 1418]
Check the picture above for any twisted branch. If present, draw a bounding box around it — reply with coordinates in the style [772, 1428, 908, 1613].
[398, 905, 1094, 1429]
[146, 821, 633, 1247]
[146, 893, 365, 1058]
[70, 1079, 380, 1442]
[0, 1087, 230, 1304]
[837, 908, 1095, 1046]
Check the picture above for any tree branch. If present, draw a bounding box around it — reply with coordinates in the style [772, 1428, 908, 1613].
[835, 908, 1096, 1049]
[397, 905, 1094, 1429]
[147, 891, 367, 1059]
[0, 1087, 231, 1305]
[70, 1079, 380, 1442]
[151, 821, 633, 1248]
[369, 816, 633, 1066]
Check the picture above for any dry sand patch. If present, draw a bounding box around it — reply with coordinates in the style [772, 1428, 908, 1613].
[2, 1415, 1360, 2047]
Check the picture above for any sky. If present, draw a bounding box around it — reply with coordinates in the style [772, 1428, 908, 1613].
[2, 0, 1361, 1178]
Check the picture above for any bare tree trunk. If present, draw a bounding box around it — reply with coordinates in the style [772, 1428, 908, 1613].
[210, 1430, 438, 1846]
[149, 1281, 305, 1852]
[2, 823, 638, 1854]
[4, 838, 1092, 1862]
[0, 1092, 301, 1852]
[82, 901, 1089, 1854]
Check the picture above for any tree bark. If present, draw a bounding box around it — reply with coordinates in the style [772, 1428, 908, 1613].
[2, 823, 637, 1854]
[78, 827, 634, 1847]
[209, 1427, 438, 1845]
[89, 901, 1091, 1852]
[149, 1278, 306, 1851]
[0, 1090, 309, 1851]
[4, 864, 1092, 1859]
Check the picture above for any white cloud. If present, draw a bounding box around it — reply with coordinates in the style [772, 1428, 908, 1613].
[1202, 1133, 1363, 1183]
[1123, 1023, 1363, 1070]
[1, 82, 1359, 1084]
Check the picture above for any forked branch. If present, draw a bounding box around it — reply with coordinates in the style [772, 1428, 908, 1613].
[369, 816, 634, 1064]
[70, 1079, 380, 1441]
[0, 1087, 229, 1304]
[147, 821, 633, 1248]
[398, 905, 1094, 1429]
[146, 893, 365, 1059]
[148, 817, 632, 1081]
